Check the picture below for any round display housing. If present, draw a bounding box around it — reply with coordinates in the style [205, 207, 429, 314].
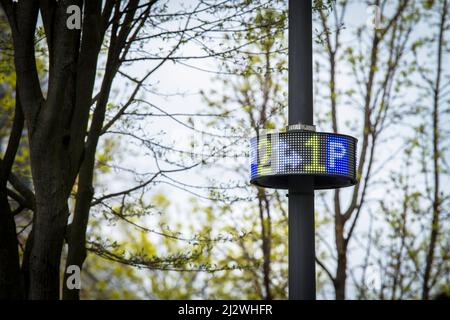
[250, 131, 357, 189]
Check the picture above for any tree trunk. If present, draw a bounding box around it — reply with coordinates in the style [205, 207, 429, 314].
[422, 0, 446, 300]
[62, 175, 93, 300]
[0, 90, 26, 299]
[257, 191, 272, 300]
[27, 136, 69, 299]
[334, 215, 347, 300]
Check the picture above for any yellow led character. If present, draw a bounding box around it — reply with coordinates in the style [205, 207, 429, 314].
[257, 136, 272, 175]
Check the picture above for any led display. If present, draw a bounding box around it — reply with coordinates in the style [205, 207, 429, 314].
[250, 131, 357, 189]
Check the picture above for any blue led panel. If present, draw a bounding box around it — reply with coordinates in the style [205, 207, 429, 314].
[250, 131, 357, 189]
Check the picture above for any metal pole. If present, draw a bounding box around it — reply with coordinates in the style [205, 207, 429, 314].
[288, 0, 316, 300]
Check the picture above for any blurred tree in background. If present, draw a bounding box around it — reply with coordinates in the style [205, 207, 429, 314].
[315, 0, 418, 299]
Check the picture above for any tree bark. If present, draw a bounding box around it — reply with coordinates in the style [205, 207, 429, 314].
[7, 0, 83, 299]
[0, 89, 26, 299]
[63, 0, 140, 299]
[257, 190, 272, 300]
[28, 136, 70, 299]
[333, 215, 346, 300]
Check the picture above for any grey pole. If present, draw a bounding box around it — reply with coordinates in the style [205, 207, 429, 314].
[288, 0, 316, 300]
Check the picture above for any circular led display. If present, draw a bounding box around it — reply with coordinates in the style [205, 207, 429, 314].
[250, 131, 357, 189]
